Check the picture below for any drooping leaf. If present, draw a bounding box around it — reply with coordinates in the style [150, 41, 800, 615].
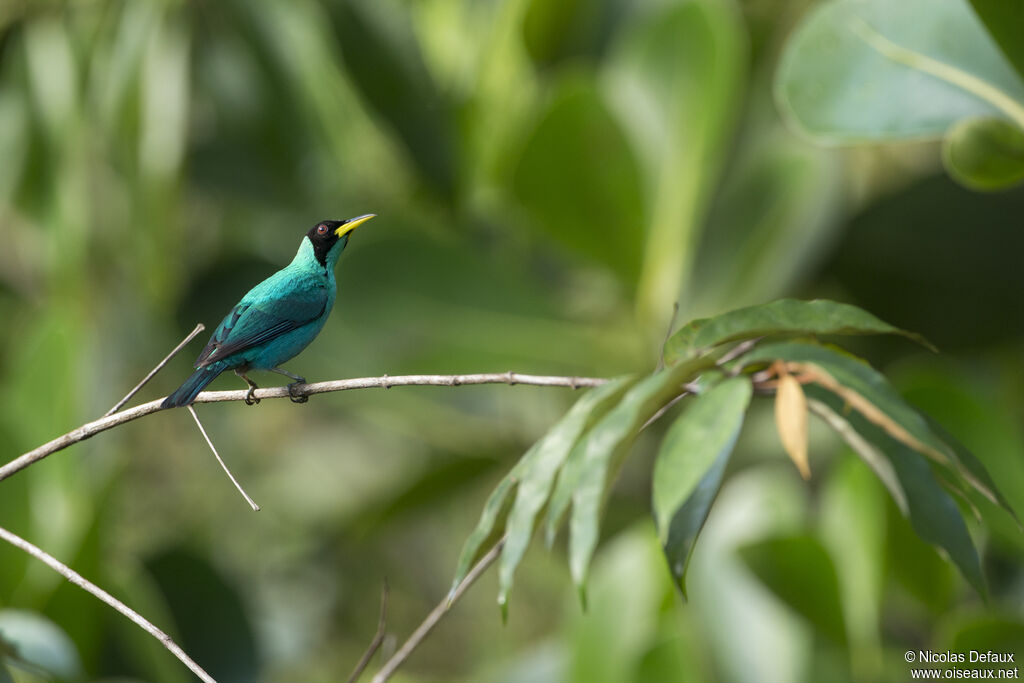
[496, 376, 637, 607]
[967, 0, 1024, 81]
[665, 298, 928, 364]
[774, 372, 810, 479]
[743, 341, 1000, 502]
[775, 0, 1024, 142]
[449, 469, 519, 597]
[739, 535, 848, 646]
[806, 385, 986, 596]
[545, 356, 716, 597]
[942, 117, 1024, 191]
[653, 376, 752, 594]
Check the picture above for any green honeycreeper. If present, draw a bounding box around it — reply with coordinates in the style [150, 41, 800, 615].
[162, 214, 375, 408]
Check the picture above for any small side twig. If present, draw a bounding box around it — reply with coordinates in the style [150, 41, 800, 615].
[372, 539, 505, 683]
[187, 406, 260, 511]
[348, 580, 390, 683]
[0, 524, 216, 683]
[105, 324, 205, 416]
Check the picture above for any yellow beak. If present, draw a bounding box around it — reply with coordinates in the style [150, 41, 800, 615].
[335, 213, 376, 238]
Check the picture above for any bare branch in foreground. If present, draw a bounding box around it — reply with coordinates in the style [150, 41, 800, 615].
[0, 373, 606, 484]
[372, 539, 504, 683]
[0, 525, 216, 683]
[105, 324, 206, 417]
[187, 406, 260, 511]
[348, 580, 390, 683]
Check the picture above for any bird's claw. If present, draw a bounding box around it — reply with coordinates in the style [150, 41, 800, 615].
[244, 387, 261, 406]
[288, 382, 308, 404]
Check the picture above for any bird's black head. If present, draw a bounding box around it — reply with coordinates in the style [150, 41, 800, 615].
[306, 214, 375, 267]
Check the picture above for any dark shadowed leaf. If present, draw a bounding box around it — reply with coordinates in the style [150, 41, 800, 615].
[653, 376, 751, 594]
[739, 535, 848, 646]
[497, 376, 637, 606]
[665, 298, 927, 364]
[942, 117, 1024, 191]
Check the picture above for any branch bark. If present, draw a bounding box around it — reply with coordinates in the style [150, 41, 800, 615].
[0, 373, 606, 484]
[0, 525, 216, 683]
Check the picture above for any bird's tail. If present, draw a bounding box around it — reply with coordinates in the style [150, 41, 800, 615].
[162, 367, 221, 408]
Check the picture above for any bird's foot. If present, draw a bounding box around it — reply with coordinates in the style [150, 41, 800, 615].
[244, 386, 261, 406]
[287, 381, 308, 403]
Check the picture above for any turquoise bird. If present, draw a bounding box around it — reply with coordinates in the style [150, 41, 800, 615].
[162, 214, 375, 408]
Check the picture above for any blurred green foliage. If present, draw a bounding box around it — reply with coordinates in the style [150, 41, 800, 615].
[0, 0, 1022, 681]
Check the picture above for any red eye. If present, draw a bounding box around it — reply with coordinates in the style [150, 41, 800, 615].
[317, 224, 328, 236]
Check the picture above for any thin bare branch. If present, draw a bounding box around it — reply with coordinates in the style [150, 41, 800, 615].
[372, 539, 504, 683]
[0, 524, 216, 683]
[0, 373, 607, 484]
[348, 580, 390, 683]
[105, 324, 206, 416]
[187, 406, 260, 511]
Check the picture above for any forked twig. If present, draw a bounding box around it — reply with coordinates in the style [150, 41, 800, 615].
[0, 525, 216, 683]
[105, 324, 206, 416]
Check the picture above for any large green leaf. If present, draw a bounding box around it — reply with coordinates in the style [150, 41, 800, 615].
[653, 376, 751, 594]
[967, 0, 1024, 81]
[665, 298, 927, 365]
[738, 535, 847, 646]
[776, 0, 1024, 142]
[603, 0, 744, 324]
[543, 356, 715, 597]
[942, 117, 1024, 191]
[806, 384, 986, 596]
[513, 77, 646, 282]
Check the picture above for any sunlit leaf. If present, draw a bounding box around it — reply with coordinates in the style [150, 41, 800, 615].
[653, 376, 751, 594]
[774, 372, 810, 479]
[942, 117, 1024, 191]
[603, 0, 744, 324]
[665, 298, 928, 364]
[739, 535, 847, 646]
[776, 0, 1024, 142]
[497, 376, 637, 607]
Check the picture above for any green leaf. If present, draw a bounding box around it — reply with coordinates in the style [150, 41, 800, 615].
[942, 117, 1024, 191]
[967, 0, 1024, 81]
[544, 356, 716, 596]
[449, 468, 518, 597]
[739, 535, 847, 646]
[665, 298, 929, 365]
[806, 384, 986, 596]
[744, 340, 1010, 518]
[603, 0, 745, 323]
[497, 376, 637, 607]
[776, 0, 1024, 142]
[513, 76, 646, 282]
[653, 376, 752, 594]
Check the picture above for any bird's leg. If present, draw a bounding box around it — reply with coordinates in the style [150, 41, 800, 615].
[234, 369, 261, 405]
[271, 367, 309, 403]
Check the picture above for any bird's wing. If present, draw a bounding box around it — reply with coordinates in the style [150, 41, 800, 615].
[195, 277, 329, 367]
